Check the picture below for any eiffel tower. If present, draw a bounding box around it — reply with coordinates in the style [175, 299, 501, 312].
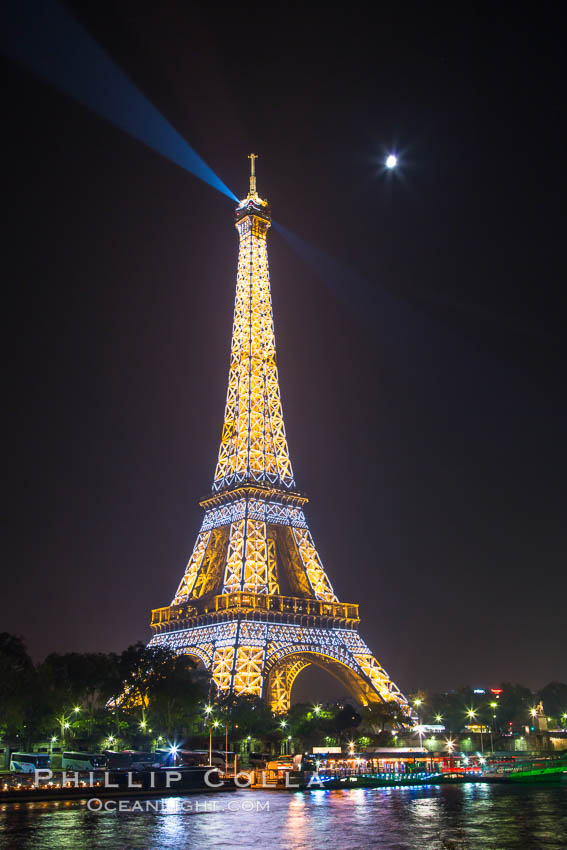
[149, 156, 411, 715]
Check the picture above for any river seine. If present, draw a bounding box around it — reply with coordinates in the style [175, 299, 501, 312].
[1, 784, 565, 849]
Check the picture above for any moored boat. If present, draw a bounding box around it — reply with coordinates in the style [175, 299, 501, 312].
[0, 766, 236, 803]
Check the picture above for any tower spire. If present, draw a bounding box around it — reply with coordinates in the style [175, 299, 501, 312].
[248, 152, 258, 196]
[213, 156, 293, 492]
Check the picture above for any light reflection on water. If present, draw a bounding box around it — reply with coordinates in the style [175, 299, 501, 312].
[0, 785, 566, 849]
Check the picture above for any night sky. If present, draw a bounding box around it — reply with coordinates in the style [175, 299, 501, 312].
[3, 3, 565, 697]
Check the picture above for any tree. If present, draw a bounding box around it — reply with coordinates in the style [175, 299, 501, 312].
[284, 702, 329, 751]
[536, 682, 567, 720]
[361, 701, 405, 736]
[38, 651, 121, 745]
[0, 633, 49, 750]
[0, 633, 34, 724]
[496, 683, 534, 729]
[210, 693, 275, 751]
[111, 643, 207, 745]
[149, 654, 206, 738]
[424, 688, 485, 733]
[331, 703, 361, 744]
[114, 642, 171, 722]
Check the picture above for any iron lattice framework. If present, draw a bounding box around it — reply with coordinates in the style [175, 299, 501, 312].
[149, 157, 411, 715]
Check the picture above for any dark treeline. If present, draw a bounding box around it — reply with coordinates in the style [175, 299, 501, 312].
[0, 633, 205, 751]
[406, 683, 567, 733]
[1, 633, 565, 754]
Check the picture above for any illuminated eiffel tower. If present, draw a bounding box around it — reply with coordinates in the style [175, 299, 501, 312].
[149, 156, 411, 715]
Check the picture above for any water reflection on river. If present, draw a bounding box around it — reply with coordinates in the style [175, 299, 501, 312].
[1, 784, 566, 849]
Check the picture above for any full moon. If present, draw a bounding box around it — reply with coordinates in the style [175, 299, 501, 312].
[386, 154, 398, 169]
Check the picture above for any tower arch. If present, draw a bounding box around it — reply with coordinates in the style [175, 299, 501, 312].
[264, 649, 404, 714]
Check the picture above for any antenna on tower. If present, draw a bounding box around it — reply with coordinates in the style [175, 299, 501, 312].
[248, 153, 258, 195]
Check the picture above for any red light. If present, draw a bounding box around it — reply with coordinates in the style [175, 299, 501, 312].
[490, 688, 503, 695]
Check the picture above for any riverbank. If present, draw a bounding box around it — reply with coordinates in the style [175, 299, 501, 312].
[1, 784, 566, 850]
[0, 767, 236, 803]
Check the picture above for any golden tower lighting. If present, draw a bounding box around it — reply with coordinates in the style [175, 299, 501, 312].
[149, 157, 411, 715]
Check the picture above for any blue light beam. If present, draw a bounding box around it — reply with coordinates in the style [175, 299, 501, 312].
[2, 0, 238, 202]
[272, 219, 504, 386]
[273, 221, 551, 362]
[272, 220, 437, 351]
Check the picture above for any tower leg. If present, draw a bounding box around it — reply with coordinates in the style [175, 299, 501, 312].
[150, 621, 412, 718]
[266, 657, 311, 713]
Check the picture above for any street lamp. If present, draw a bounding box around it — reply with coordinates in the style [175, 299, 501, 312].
[210, 719, 221, 766]
[56, 711, 72, 746]
[489, 702, 498, 754]
[435, 714, 443, 723]
[279, 720, 288, 757]
[414, 698, 423, 727]
[413, 699, 424, 750]
[466, 708, 483, 754]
